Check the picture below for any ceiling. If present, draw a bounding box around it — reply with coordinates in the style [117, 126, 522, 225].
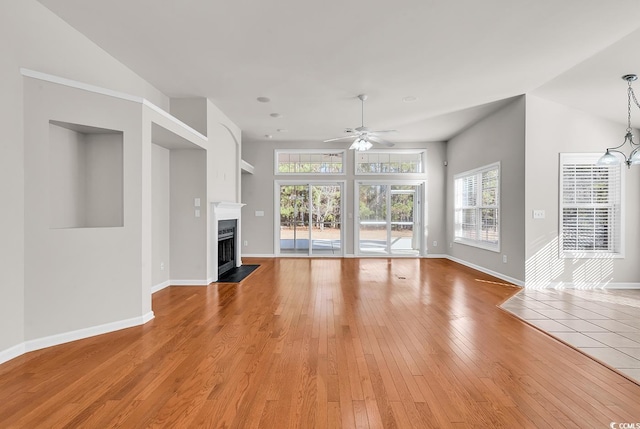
[38, 0, 640, 144]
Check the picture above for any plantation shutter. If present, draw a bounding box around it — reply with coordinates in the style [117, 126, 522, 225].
[560, 153, 622, 256]
[454, 163, 500, 251]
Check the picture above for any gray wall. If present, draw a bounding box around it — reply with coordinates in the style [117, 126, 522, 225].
[169, 150, 208, 282]
[48, 124, 88, 228]
[525, 95, 640, 286]
[152, 144, 170, 288]
[24, 78, 146, 339]
[84, 133, 124, 227]
[0, 0, 168, 359]
[446, 96, 526, 282]
[241, 140, 446, 256]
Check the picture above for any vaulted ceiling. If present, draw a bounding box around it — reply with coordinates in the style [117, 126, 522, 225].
[38, 0, 640, 143]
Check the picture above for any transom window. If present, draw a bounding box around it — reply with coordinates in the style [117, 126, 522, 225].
[275, 150, 344, 174]
[355, 150, 425, 174]
[560, 153, 623, 258]
[454, 162, 500, 251]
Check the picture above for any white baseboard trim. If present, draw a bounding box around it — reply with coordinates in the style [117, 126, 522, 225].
[445, 256, 525, 287]
[0, 311, 155, 366]
[151, 280, 171, 294]
[604, 283, 640, 289]
[170, 279, 210, 286]
[141, 311, 155, 323]
[524, 282, 640, 290]
[0, 343, 26, 366]
[425, 254, 449, 258]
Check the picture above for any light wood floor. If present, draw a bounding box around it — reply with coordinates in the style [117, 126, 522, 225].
[1, 258, 639, 428]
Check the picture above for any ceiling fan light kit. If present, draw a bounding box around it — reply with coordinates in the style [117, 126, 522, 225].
[324, 94, 396, 150]
[349, 138, 373, 151]
[598, 74, 640, 168]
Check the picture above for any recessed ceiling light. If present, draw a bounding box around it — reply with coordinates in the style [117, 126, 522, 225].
[403, 96, 418, 102]
[265, 134, 273, 139]
[277, 128, 288, 133]
[257, 97, 271, 103]
[270, 113, 282, 118]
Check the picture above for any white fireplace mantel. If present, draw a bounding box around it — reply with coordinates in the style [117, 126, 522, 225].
[210, 202, 246, 282]
[211, 201, 245, 220]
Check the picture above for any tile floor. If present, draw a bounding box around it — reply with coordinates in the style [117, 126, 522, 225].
[501, 288, 640, 383]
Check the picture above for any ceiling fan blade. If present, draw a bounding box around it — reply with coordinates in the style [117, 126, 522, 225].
[323, 135, 356, 143]
[368, 135, 395, 147]
[324, 95, 399, 146]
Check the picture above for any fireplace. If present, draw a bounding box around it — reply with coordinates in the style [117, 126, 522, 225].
[218, 219, 237, 277]
[210, 202, 245, 282]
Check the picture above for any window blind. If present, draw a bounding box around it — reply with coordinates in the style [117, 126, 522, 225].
[560, 153, 623, 257]
[454, 163, 500, 251]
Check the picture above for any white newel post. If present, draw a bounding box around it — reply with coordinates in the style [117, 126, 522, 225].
[211, 202, 245, 282]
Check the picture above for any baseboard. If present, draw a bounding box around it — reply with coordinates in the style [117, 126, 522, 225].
[605, 283, 640, 289]
[170, 279, 210, 286]
[0, 342, 26, 366]
[151, 280, 171, 294]
[445, 256, 525, 287]
[425, 253, 449, 258]
[1, 311, 155, 366]
[525, 282, 640, 290]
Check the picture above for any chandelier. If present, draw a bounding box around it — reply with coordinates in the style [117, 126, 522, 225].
[597, 74, 640, 168]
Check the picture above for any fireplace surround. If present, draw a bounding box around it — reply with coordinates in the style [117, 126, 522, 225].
[210, 202, 245, 282]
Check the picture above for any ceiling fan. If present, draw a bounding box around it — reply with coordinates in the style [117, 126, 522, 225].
[323, 94, 396, 150]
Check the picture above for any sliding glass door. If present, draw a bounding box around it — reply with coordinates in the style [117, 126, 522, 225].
[357, 182, 423, 256]
[277, 182, 343, 256]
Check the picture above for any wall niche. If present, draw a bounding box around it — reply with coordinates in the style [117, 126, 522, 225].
[49, 120, 124, 228]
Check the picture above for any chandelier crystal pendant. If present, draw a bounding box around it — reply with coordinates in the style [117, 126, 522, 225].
[598, 74, 640, 168]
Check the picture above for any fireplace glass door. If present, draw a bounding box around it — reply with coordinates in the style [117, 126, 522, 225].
[278, 183, 343, 256]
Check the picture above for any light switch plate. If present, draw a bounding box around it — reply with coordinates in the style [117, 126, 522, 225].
[255, 210, 264, 217]
[533, 209, 545, 219]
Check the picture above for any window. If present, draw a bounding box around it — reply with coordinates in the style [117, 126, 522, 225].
[560, 153, 623, 258]
[454, 163, 500, 251]
[355, 150, 425, 174]
[275, 150, 344, 174]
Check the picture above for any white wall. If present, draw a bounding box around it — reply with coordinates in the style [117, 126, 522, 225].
[0, 0, 169, 357]
[525, 95, 640, 287]
[152, 144, 171, 288]
[207, 100, 242, 204]
[446, 97, 526, 283]
[241, 140, 445, 256]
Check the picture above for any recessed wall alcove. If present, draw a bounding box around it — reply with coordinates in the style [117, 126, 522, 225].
[49, 120, 123, 229]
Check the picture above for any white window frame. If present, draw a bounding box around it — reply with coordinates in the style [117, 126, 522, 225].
[559, 153, 624, 259]
[354, 180, 426, 256]
[453, 162, 500, 252]
[274, 149, 346, 175]
[274, 180, 346, 257]
[354, 149, 426, 175]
